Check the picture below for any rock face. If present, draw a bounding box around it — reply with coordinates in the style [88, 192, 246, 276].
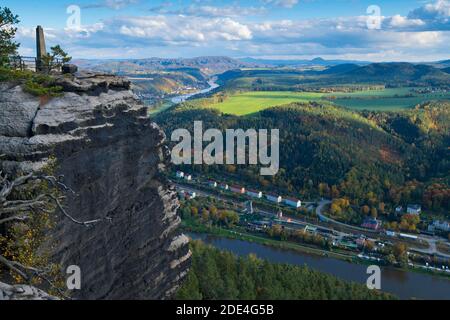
[0, 73, 190, 300]
[0, 282, 59, 300]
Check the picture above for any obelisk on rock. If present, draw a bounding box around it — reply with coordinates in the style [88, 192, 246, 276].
[36, 26, 47, 71]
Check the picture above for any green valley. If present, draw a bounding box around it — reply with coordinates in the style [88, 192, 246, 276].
[187, 88, 450, 115]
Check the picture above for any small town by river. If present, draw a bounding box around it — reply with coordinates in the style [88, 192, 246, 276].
[189, 233, 450, 300]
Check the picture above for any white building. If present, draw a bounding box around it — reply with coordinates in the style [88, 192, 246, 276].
[385, 230, 397, 237]
[208, 181, 218, 188]
[184, 174, 193, 181]
[407, 204, 421, 215]
[430, 220, 450, 232]
[187, 191, 196, 199]
[246, 189, 263, 199]
[284, 197, 302, 208]
[395, 206, 403, 214]
[266, 194, 282, 203]
[219, 183, 229, 191]
[176, 171, 185, 179]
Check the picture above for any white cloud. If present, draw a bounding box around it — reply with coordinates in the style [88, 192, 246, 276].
[407, 0, 450, 30]
[149, 4, 266, 17]
[13, 0, 450, 61]
[409, 0, 450, 19]
[387, 15, 425, 28]
[114, 15, 252, 43]
[83, 0, 139, 10]
[263, 0, 299, 8]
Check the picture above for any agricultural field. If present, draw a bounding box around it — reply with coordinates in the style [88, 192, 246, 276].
[192, 91, 326, 116]
[190, 88, 450, 115]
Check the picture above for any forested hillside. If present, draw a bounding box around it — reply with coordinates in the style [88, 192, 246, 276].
[176, 241, 395, 300]
[155, 101, 450, 217]
[217, 63, 450, 90]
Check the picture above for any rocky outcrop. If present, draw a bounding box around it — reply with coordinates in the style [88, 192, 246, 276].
[0, 72, 190, 300]
[0, 282, 59, 300]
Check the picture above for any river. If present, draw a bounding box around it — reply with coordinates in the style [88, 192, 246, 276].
[171, 79, 220, 104]
[189, 233, 450, 300]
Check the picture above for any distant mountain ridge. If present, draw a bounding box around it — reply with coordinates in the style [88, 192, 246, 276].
[74, 56, 256, 75]
[336, 62, 450, 84]
[239, 57, 372, 67]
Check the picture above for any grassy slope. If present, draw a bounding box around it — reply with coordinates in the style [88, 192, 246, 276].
[195, 91, 325, 115]
[189, 89, 450, 115]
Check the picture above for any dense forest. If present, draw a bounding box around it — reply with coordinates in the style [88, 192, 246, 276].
[155, 101, 450, 220]
[217, 63, 450, 91]
[176, 240, 395, 300]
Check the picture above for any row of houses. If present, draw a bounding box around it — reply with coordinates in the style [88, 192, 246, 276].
[210, 181, 302, 209]
[176, 171, 193, 181]
[395, 204, 422, 215]
[178, 190, 197, 200]
[175, 171, 303, 209]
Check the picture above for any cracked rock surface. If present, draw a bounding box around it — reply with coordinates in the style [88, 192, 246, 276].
[0, 73, 190, 300]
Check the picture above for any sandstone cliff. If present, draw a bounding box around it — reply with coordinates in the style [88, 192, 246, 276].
[0, 72, 190, 299]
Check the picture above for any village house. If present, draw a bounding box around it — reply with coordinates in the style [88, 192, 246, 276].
[246, 189, 263, 199]
[356, 236, 367, 248]
[407, 204, 422, 215]
[186, 191, 196, 199]
[219, 183, 229, 191]
[361, 217, 382, 231]
[429, 220, 450, 233]
[284, 197, 302, 208]
[385, 230, 396, 237]
[266, 193, 282, 203]
[230, 185, 246, 194]
[304, 225, 317, 234]
[177, 190, 196, 200]
[208, 180, 218, 188]
[176, 171, 185, 179]
[395, 206, 403, 214]
[184, 174, 193, 181]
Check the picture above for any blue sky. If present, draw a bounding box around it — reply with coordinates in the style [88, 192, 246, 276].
[4, 0, 450, 61]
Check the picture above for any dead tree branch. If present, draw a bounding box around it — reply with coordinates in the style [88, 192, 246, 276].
[0, 171, 111, 298]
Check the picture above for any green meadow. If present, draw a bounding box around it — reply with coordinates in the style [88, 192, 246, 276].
[198, 91, 324, 116]
[191, 89, 450, 115]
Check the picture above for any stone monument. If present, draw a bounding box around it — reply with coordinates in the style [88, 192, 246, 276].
[36, 26, 47, 71]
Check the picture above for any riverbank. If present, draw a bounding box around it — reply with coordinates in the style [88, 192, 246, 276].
[148, 79, 220, 115]
[182, 220, 359, 262]
[186, 229, 450, 300]
[182, 219, 450, 280]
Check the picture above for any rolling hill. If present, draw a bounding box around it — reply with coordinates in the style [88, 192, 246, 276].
[341, 63, 450, 83]
[155, 101, 450, 216]
[239, 57, 371, 67]
[217, 62, 450, 90]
